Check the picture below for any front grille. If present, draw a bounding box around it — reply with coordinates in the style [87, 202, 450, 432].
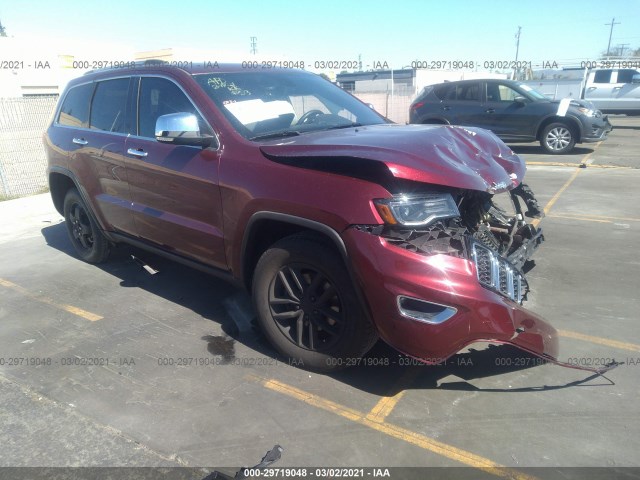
[472, 242, 528, 303]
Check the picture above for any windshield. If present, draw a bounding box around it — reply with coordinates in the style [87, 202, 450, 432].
[518, 83, 548, 100]
[193, 71, 386, 140]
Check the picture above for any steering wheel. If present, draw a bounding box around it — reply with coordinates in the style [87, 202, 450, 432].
[296, 109, 324, 125]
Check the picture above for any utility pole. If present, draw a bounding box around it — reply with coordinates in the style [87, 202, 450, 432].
[514, 26, 521, 80]
[605, 18, 620, 56]
[250, 36, 257, 55]
[616, 43, 630, 56]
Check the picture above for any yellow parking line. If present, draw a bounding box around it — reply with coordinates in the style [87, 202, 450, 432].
[559, 330, 640, 353]
[252, 376, 538, 480]
[551, 212, 640, 222]
[526, 161, 628, 169]
[366, 368, 421, 423]
[547, 214, 611, 224]
[0, 278, 103, 322]
[530, 145, 602, 228]
[531, 168, 581, 228]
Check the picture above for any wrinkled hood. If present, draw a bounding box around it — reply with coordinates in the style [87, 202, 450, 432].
[260, 124, 525, 194]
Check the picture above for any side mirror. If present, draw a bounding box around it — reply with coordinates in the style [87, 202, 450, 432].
[155, 113, 213, 147]
[514, 96, 527, 104]
[632, 74, 640, 84]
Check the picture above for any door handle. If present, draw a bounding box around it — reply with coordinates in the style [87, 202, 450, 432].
[441, 106, 450, 111]
[485, 108, 495, 114]
[587, 87, 597, 92]
[612, 86, 622, 90]
[127, 148, 148, 158]
[72, 138, 88, 145]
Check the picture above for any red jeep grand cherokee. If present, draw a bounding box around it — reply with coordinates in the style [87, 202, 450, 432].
[44, 63, 558, 372]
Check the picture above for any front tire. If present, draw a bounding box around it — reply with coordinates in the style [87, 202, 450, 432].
[63, 189, 110, 263]
[252, 234, 377, 372]
[540, 122, 576, 154]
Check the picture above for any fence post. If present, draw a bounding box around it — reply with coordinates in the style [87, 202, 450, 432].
[0, 160, 9, 198]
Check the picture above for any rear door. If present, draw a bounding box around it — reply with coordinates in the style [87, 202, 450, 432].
[123, 75, 226, 269]
[443, 81, 488, 127]
[62, 78, 136, 235]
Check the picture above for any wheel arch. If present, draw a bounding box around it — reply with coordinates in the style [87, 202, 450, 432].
[536, 115, 583, 141]
[48, 167, 111, 240]
[49, 169, 77, 216]
[240, 212, 348, 290]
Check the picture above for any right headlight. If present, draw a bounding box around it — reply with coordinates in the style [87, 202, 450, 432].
[577, 107, 596, 117]
[374, 193, 460, 227]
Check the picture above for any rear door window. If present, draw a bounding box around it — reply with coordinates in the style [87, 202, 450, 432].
[455, 83, 480, 101]
[58, 83, 94, 128]
[593, 70, 612, 84]
[89, 79, 129, 133]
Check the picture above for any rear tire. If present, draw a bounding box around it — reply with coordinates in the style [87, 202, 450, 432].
[252, 234, 377, 372]
[63, 189, 110, 263]
[540, 122, 576, 154]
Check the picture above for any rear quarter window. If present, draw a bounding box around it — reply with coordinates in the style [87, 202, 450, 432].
[57, 83, 94, 127]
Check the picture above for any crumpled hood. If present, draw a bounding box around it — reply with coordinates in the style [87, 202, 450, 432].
[259, 124, 525, 194]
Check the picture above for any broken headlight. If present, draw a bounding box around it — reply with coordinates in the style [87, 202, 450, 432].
[374, 193, 459, 227]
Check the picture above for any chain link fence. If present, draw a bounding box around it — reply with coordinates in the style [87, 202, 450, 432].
[0, 96, 58, 200]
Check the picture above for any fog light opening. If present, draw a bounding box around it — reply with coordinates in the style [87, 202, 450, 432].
[397, 296, 457, 324]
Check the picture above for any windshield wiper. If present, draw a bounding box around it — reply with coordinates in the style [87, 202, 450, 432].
[322, 122, 363, 130]
[249, 130, 301, 141]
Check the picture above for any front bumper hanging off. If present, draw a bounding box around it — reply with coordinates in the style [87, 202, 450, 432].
[343, 223, 617, 375]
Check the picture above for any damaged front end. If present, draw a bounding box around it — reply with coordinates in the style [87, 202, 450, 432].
[343, 182, 559, 365]
[377, 185, 545, 303]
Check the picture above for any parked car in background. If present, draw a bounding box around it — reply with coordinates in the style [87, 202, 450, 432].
[44, 63, 558, 372]
[409, 79, 612, 154]
[522, 68, 640, 115]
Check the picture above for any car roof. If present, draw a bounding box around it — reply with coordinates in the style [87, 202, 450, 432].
[430, 78, 518, 87]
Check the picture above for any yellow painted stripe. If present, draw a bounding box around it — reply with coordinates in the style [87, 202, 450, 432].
[530, 145, 603, 228]
[559, 330, 640, 353]
[526, 162, 628, 169]
[367, 391, 408, 423]
[531, 168, 581, 228]
[366, 368, 421, 423]
[551, 212, 640, 222]
[255, 376, 538, 480]
[0, 278, 103, 321]
[547, 214, 611, 224]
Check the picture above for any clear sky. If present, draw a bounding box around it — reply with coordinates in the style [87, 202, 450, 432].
[2, 0, 640, 70]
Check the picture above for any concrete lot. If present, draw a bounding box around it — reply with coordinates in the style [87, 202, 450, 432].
[0, 116, 639, 478]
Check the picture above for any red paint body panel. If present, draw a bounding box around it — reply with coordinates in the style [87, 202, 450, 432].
[343, 228, 559, 361]
[260, 124, 525, 193]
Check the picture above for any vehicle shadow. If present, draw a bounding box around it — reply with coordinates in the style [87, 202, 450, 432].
[509, 144, 595, 156]
[41, 222, 607, 397]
